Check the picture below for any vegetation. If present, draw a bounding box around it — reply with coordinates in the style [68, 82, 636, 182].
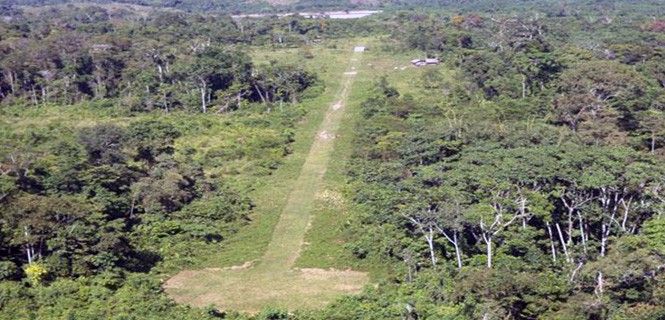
[3, 0, 664, 14]
[1, 1, 664, 319]
[307, 7, 665, 320]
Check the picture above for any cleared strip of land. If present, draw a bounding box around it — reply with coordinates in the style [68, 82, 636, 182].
[164, 49, 367, 313]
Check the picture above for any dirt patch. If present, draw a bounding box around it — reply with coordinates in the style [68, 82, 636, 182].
[318, 130, 336, 141]
[164, 270, 199, 289]
[344, 71, 357, 76]
[226, 261, 254, 270]
[332, 101, 343, 110]
[164, 267, 368, 312]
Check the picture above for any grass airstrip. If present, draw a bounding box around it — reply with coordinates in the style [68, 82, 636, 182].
[162, 38, 445, 312]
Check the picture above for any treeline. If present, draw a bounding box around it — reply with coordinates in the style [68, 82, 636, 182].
[0, 6, 323, 113]
[0, 0, 268, 12]
[2, 0, 665, 14]
[309, 9, 665, 320]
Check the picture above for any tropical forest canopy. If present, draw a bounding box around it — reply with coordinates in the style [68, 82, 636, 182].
[0, 0, 664, 319]
[2, 0, 664, 14]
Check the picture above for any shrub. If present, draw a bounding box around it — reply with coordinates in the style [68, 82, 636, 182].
[0, 262, 18, 281]
[24, 263, 48, 286]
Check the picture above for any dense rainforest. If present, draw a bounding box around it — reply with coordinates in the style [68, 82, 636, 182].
[321, 5, 665, 320]
[0, 0, 664, 319]
[3, 0, 665, 14]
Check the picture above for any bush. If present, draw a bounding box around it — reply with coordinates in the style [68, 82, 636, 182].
[0, 262, 17, 281]
[24, 263, 48, 286]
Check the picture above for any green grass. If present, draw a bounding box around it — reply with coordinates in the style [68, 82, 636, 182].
[183, 40, 360, 269]
[294, 51, 377, 270]
[164, 41, 373, 313]
[294, 37, 440, 279]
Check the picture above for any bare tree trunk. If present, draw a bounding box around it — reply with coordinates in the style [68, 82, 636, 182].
[95, 72, 103, 98]
[577, 211, 587, 254]
[556, 222, 571, 263]
[453, 232, 462, 270]
[570, 261, 583, 282]
[521, 74, 527, 98]
[435, 224, 463, 269]
[599, 192, 619, 257]
[620, 196, 633, 232]
[24, 226, 33, 264]
[10, 71, 16, 95]
[517, 196, 528, 229]
[129, 194, 137, 219]
[157, 64, 164, 84]
[163, 91, 169, 113]
[595, 271, 604, 297]
[200, 85, 207, 113]
[425, 226, 437, 267]
[31, 87, 38, 106]
[600, 223, 608, 257]
[37, 239, 43, 260]
[546, 222, 557, 263]
[567, 207, 574, 246]
[482, 233, 493, 269]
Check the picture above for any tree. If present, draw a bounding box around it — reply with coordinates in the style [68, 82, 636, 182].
[78, 124, 127, 166]
[552, 60, 647, 133]
[433, 200, 465, 270]
[132, 155, 203, 214]
[404, 206, 439, 267]
[637, 108, 665, 153]
[513, 51, 561, 98]
[175, 45, 250, 113]
[126, 120, 181, 164]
